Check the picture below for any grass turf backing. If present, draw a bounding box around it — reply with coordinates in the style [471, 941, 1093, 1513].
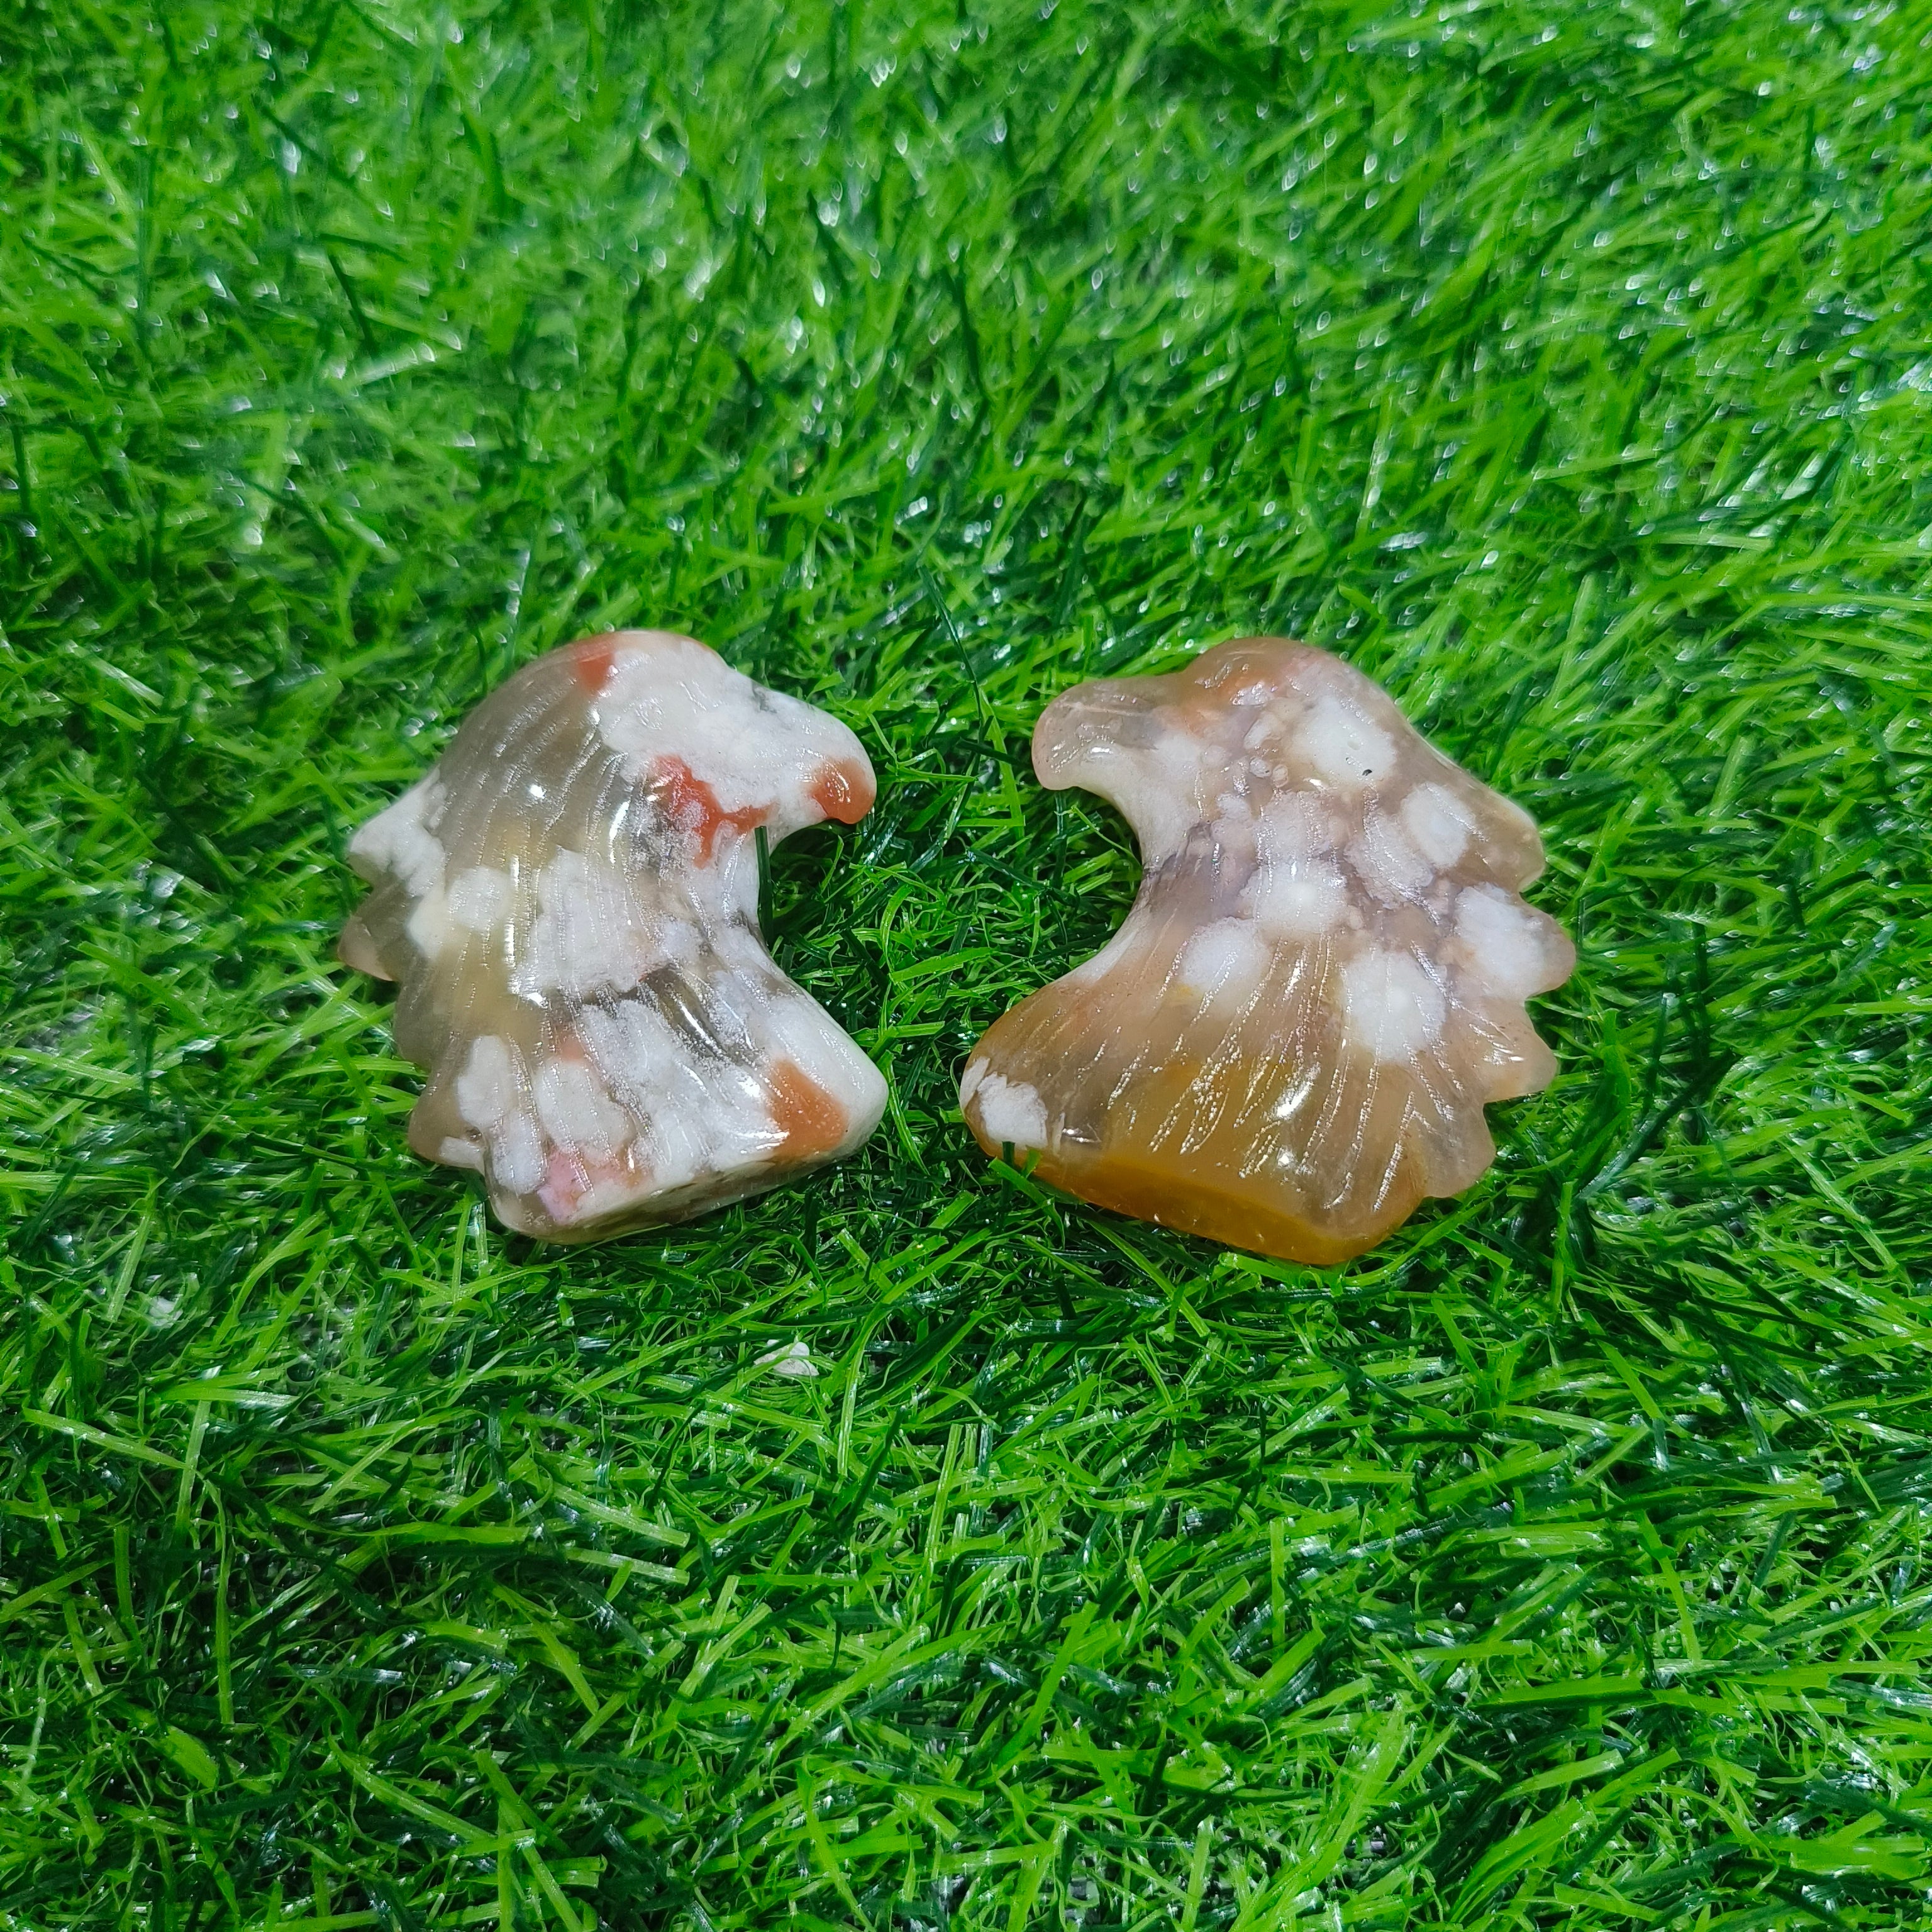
[3, 0, 1931, 1926]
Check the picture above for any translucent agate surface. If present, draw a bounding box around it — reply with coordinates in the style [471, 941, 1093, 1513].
[960, 638, 1575, 1263]
[340, 630, 886, 1241]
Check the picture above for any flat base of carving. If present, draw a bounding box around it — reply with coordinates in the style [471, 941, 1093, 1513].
[1014, 1145, 1382, 1267]
[414, 1109, 872, 1245]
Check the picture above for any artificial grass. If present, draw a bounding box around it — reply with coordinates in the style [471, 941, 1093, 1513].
[3, 0, 1931, 1924]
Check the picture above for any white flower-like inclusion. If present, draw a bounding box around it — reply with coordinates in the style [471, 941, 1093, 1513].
[958, 637, 1575, 1265]
[340, 630, 886, 1243]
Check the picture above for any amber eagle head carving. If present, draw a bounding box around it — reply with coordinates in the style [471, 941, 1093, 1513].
[959, 638, 1575, 1264]
[339, 630, 886, 1242]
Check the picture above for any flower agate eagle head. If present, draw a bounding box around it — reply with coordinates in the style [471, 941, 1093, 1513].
[959, 638, 1575, 1264]
[340, 630, 886, 1242]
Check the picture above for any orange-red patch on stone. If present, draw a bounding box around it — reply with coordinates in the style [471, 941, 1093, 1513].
[537, 1141, 644, 1226]
[808, 757, 875, 824]
[767, 1060, 848, 1162]
[570, 635, 618, 694]
[650, 755, 766, 860]
[539, 1146, 591, 1221]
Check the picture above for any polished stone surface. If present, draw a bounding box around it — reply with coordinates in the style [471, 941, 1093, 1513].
[960, 638, 1575, 1263]
[340, 630, 886, 1241]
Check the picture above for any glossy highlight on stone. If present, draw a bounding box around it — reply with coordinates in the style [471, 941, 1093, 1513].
[960, 638, 1575, 1264]
[340, 630, 887, 1242]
